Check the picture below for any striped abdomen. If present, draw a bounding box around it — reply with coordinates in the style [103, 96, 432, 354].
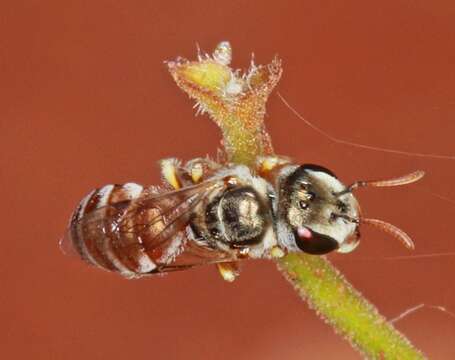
[66, 183, 164, 278]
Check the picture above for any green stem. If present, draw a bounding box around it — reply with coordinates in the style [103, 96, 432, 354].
[278, 254, 424, 359]
[220, 115, 267, 166]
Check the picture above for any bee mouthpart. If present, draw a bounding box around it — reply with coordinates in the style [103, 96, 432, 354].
[337, 235, 360, 254]
[332, 213, 361, 253]
[333, 212, 415, 251]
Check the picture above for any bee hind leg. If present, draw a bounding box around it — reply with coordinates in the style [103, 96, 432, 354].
[159, 158, 183, 190]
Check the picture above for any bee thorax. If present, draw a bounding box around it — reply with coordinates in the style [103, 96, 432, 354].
[193, 186, 270, 247]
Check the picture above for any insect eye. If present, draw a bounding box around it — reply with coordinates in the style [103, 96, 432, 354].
[301, 164, 337, 179]
[294, 227, 339, 255]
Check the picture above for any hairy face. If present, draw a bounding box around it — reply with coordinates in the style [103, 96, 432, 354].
[279, 165, 360, 255]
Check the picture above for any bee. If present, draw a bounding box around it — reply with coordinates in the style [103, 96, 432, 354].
[61, 156, 423, 281]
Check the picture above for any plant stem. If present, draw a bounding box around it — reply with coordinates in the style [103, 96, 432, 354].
[278, 254, 424, 359]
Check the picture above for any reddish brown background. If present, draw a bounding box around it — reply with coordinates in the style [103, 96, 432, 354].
[2, 1, 455, 359]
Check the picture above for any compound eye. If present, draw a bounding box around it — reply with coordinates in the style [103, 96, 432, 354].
[301, 164, 337, 179]
[294, 227, 339, 255]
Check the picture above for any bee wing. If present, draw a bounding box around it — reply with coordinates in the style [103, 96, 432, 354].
[62, 180, 233, 275]
[152, 233, 237, 272]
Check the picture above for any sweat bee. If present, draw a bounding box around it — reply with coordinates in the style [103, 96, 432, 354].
[62, 156, 423, 281]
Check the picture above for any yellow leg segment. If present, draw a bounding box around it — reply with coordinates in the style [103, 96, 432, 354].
[159, 158, 182, 190]
[216, 262, 240, 282]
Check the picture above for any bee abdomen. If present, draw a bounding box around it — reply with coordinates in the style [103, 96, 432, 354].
[69, 183, 157, 278]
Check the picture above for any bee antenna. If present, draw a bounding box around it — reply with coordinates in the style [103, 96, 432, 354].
[336, 170, 425, 196]
[361, 218, 415, 250]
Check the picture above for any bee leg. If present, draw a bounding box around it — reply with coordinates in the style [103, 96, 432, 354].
[256, 155, 291, 176]
[190, 162, 204, 183]
[184, 157, 222, 184]
[216, 262, 241, 282]
[159, 158, 182, 189]
[270, 246, 286, 258]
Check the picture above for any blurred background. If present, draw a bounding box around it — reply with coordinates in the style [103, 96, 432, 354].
[1, 1, 455, 359]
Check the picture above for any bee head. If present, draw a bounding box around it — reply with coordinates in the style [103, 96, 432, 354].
[276, 164, 424, 255]
[278, 164, 360, 255]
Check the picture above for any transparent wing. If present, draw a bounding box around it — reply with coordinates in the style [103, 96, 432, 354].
[62, 179, 234, 273]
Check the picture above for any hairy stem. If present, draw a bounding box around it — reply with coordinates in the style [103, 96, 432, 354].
[278, 254, 424, 359]
[168, 41, 425, 359]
